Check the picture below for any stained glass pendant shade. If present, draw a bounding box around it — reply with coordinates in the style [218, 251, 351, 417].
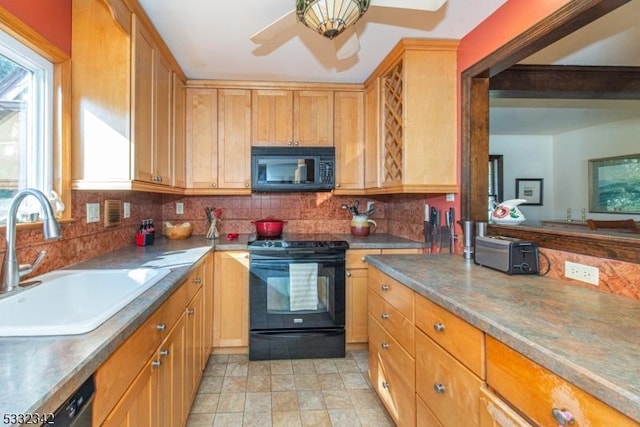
[296, 0, 370, 39]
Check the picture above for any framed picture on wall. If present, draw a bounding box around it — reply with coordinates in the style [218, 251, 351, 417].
[515, 178, 543, 205]
[589, 154, 640, 214]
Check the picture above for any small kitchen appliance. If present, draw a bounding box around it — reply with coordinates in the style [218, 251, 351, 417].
[474, 236, 539, 275]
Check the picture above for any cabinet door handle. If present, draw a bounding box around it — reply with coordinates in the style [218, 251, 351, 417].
[160, 349, 169, 357]
[382, 381, 390, 389]
[156, 323, 167, 331]
[187, 308, 195, 315]
[433, 383, 446, 394]
[380, 342, 389, 350]
[433, 322, 446, 332]
[380, 313, 389, 320]
[551, 408, 575, 426]
[151, 360, 162, 368]
[380, 284, 389, 291]
[346, 271, 352, 277]
[192, 277, 202, 284]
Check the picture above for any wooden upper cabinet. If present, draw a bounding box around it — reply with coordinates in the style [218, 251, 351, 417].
[185, 88, 218, 189]
[371, 39, 459, 194]
[173, 75, 187, 188]
[218, 89, 252, 190]
[133, 16, 172, 186]
[252, 89, 333, 146]
[252, 89, 293, 145]
[334, 91, 364, 193]
[364, 78, 381, 189]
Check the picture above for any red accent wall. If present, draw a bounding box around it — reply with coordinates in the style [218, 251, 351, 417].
[0, 0, 71, 55]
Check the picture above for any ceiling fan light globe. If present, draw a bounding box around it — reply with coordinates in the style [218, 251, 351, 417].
[296, 0, 369, 39]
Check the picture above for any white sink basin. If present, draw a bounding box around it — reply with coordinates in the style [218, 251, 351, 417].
[0, 267, 171, 336]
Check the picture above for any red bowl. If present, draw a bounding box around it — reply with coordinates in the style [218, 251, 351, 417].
[252, 218, 287, 237]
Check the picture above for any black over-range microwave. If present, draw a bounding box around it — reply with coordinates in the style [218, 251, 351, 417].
[251, 146, 335, 192]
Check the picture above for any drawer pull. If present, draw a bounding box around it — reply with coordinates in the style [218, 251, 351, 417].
[187, 308, 195, 315]
[156, 323, 167, 331]
[380, 313, 390, 320]
[551, 408, 575, 426]
[433, 322, 446, 332]
[381, 342, 390, 350]
[433, 383, 446, 394]
[382, 381, 390, 389]
[192, 277, 202, 284]
[151, 360, 162, 368]
[346, 272, 352, 277]
[380, 284, 389, 291]
[160, 349, 170, 357]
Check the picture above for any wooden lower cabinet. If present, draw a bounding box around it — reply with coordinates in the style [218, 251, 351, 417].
[95, 253, 213, 427]
[417, 394, 443, 427]
[486, 336, 638, 427]
[479, 387, 532, 427]
[213, 251, 249, 349]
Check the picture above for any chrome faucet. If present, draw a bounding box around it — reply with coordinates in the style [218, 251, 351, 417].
[1, 188, 61, 293]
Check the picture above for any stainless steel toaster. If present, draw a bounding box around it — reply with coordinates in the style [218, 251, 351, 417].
[474, 236, 539, 275]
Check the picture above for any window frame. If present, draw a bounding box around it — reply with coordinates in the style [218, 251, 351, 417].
[0, 8, 71, 224]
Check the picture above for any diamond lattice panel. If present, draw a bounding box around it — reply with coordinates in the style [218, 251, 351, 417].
[383, 61, 403, 184]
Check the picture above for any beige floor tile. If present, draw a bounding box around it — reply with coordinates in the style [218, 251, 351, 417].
[242, 411, 272, 427]
[248, 361, 271, 376]
[355, 407, 394, 427]
[292, 359, 316, 374]
[213, 412, 244, 427]
[322, 390, 354, 410]
[300, 410, 331, 427]
[294, 373, 320, 390]
[226, 361, 249, 377]
[313, 359, 338, 374]
[191, 392, 220, 414]
[340, 373, 369, 390]
[327, 408, 361, 426]
[217, 392, 246, 413]
[210, 354, 230, 364]
[334, 359, 360, 374]
[272, 391, 299, 411]
[348, 389, 382, 409]
[205, 363, 229, 377]
[272, 410, 302, 427]
[199, 376, 224, 393]
[318, 373, 344, 390]
[247, 375, 271, 392]
[222, 376, 248, 393]
[245, 392, 272, 412]
[228, 354, 249, 363]
[271, 374, 296, 391]
[186, 413, 215, 427]
[297, 390, 325, 411]
[270, 360, 294, 375]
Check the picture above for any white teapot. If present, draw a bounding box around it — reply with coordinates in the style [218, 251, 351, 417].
[491, 199, 527, 225]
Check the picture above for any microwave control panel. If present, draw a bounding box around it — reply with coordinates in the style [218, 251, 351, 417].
[319, 160, 334, 184]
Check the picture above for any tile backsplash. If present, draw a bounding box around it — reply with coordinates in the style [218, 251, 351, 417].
[1, 190, 638, 302]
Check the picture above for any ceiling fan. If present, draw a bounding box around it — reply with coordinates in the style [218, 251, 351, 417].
[250, 0, 447, 60]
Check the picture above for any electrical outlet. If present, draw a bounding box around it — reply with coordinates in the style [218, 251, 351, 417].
[446, 193, 455, 202]
[564, 261, 599, 286]
[123, 202, 131, 219]
[176, 202, 184, 215]
[86, 203, 100, 223]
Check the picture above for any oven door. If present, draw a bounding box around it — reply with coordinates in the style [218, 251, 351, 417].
[250, 255, 345, 330]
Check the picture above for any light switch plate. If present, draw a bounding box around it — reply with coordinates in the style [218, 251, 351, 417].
[176, 202, 184, 215]
[123, 202, 131, 218]
[86, 203, 100, 223]
[446, 193, 455, 202]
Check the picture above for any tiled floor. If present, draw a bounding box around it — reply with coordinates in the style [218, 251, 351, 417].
[186, 350, 394, 427]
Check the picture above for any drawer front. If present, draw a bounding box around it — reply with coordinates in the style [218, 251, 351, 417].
[368, 268, 414, 321]
[479, 387, 532, 427]
[368, 290, 414, 356]
[416, 329, 482, 427]
[415, 293, 485, 378]
[185, 260, 205, 303]
[94, 284, 186, 425]
[369, 316, 416, 427]
[417, 394, 444, 427]
[486, 336, 638, 427]
[346, 249, 381, 269]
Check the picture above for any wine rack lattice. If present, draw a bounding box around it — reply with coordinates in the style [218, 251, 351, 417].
[383, 60, 403, 184]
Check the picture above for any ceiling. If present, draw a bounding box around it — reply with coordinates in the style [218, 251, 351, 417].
[490, 0, 640, 135]
[136, 0, 507, 83]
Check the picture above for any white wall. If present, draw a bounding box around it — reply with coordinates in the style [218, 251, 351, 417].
[490, 135, 554, 225]
[490, 116, 640, 224]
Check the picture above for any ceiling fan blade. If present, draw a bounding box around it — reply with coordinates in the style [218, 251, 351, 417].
[334, 27, 360, 60]
[250, 9, 297, 43]
[371, 0, 447, 11]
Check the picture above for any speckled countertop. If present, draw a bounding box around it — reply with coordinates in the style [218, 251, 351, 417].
[366, 253, 640, 422]
[0, 233, 420, 421]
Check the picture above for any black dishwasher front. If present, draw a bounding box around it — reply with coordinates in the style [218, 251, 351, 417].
[52, 375, 94, 427]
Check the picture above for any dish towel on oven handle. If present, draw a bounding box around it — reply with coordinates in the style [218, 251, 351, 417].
[289, 263, 319, 311]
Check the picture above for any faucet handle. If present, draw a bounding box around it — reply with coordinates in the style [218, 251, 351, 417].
[18, 251, 47, 277]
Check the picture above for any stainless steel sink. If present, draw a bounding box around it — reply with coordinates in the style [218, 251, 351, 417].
[0, 268, 170, 336]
